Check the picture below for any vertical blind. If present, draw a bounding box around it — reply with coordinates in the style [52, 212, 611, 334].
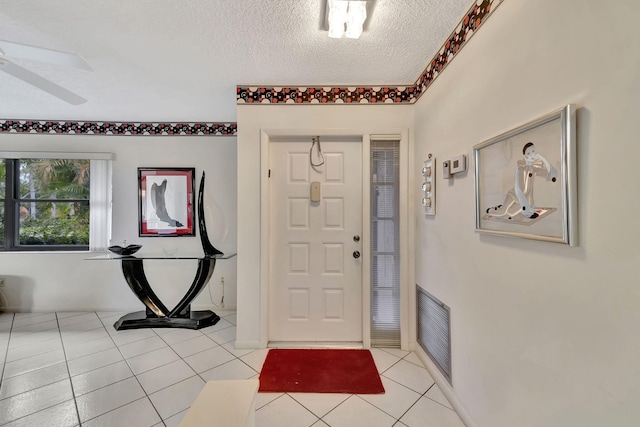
[89, 159, 113, 251]
[370, 140, 400, 347]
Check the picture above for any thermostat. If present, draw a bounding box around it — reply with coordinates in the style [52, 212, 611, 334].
[450, 154, 467, 174]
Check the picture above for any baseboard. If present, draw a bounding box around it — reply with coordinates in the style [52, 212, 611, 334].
[192, 304, 236, 312]
[1, 306, 141, 313]
[412, 344, 478, 427]
[0, 305, 236, 315]
[234, 340, 262, 350]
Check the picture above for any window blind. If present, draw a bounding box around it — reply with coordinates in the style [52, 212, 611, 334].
[370, 140, 400, 347]
[89, 159, 113, 251]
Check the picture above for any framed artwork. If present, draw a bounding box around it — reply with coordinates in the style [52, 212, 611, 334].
[138, 167, 196, 237]
[473, 104, 577, 245]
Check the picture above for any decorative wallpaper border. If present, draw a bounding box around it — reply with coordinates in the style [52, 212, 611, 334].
[237, 86, 418, 104]
[237, 0, 501, 105]
[0, 120, 237, 136]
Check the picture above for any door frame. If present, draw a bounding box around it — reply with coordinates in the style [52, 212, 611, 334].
[259, 128, 412, 349]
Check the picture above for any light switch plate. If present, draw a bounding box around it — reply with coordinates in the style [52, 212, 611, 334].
[422, 155, 435, 216]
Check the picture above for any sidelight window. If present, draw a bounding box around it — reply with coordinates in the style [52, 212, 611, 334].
[370, 139, 401, 347]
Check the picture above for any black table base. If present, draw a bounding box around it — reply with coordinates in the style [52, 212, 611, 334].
[114, 309, 220, 330]
[112, 256, 220, 331]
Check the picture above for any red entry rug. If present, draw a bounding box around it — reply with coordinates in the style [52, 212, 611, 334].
[258, 349, 385, 394]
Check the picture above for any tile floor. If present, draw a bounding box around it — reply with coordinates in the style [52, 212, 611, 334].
[0, 311, 464, 427]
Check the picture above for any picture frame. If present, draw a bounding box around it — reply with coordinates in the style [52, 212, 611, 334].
[138, 167, 196, 237]
[473, 104, 577, 245]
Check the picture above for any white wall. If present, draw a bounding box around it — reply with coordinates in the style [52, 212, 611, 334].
[236, 104, 413, 347]
[413, 0, 640, 426]
[0, 135, 237, 312]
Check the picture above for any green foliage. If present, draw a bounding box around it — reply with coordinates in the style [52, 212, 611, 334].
[20, 215, 89, 245]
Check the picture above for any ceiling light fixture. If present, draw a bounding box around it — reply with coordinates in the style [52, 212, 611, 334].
[327, 0, 368, 39]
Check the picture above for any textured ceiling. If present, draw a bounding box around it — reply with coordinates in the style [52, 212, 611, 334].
[0, 0, 474, 122]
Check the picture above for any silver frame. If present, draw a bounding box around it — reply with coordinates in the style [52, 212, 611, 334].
[473, 104, 577, 245]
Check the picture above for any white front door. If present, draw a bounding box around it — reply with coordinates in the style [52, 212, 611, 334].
[269, 139, 363, 342]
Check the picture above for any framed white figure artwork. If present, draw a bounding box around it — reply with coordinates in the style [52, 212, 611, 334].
[473, 105, 577, 245]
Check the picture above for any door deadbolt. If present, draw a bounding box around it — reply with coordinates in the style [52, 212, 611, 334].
[353, 250, 361, 259]
[353, 235, 360, 242]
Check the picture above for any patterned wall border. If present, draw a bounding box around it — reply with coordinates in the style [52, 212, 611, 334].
[237, 86, 418, 104]
[414, 0, 497, 99]
[0, 120, 237, 136]
[237, 0, 501, 105]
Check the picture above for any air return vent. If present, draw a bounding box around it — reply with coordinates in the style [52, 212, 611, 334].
[416, 286, 452, 383]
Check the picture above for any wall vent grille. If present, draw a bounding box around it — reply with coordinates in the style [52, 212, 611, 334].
[416, 285, 452, 383]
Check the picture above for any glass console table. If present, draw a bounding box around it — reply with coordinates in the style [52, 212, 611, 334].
[88, 252, 236, 330]
[89, 170, 234, 331]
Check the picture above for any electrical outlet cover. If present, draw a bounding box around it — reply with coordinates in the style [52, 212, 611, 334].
[442, 160, 452, 179]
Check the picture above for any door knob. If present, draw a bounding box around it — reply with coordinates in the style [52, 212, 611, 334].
[353, 235, 360, 242]
[353, 250, 361, 259]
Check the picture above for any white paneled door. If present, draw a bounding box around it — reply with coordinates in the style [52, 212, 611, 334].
[269, 140, 363, 342]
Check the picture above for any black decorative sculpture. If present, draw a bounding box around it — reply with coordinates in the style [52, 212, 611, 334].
[107, 243, 142, 256]
[198, 171, 223, 256]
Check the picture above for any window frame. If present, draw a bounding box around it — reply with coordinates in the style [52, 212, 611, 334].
[0, 152, 112, 252]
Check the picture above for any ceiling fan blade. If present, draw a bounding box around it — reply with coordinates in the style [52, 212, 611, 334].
[0, 40, 93, 71]
[0, 59, 87, 105]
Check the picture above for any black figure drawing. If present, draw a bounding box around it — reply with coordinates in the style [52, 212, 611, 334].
[151, 179, 184, 227]
[484, 142, 557, 224]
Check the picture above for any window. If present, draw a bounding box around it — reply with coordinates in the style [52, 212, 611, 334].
[370, 139, 401, 347]
[0, 152, 112, 251]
